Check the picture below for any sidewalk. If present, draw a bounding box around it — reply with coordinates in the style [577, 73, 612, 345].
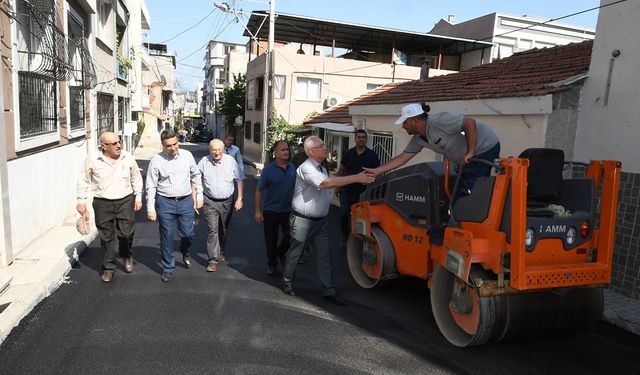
[0, 147, 638, 344]
[0, 217, 97, 343]
[0, 144, 159, 344]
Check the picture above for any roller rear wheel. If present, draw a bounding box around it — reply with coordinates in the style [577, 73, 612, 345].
[430, 265, 605, 347]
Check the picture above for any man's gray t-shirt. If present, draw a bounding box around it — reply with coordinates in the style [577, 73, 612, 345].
[404, 112, 499, 161]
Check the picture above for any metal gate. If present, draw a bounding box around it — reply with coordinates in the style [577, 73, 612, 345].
[368, 132, 394, 165]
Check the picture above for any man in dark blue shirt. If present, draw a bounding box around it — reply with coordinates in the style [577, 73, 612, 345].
[255, 140, 297, 275]
[336, 129, 380, 246]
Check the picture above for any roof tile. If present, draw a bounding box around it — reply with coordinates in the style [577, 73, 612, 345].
[306, 40, 592, 124]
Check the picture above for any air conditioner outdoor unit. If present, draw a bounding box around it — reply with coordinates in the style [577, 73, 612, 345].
[323, 96, 342, 109]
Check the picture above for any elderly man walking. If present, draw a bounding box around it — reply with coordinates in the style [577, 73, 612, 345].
[281, 136, 374, 305]
[76, 132, 143, 283]
[198, 139, 244, 272]
[146, 130, 203, 282]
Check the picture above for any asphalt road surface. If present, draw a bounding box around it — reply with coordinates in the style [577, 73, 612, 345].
[1, 143, 639, 375]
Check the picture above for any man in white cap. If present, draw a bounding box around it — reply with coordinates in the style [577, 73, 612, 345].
[364, 103, 500, 189]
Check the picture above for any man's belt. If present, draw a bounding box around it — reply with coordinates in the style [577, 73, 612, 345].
[292, 211, 325, 221]
[204, 193, 231, 202]
[159, 194, 190, 201]
[94, 193, 134, 201]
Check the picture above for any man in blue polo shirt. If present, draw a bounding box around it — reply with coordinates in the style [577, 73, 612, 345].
[336, 129, 380, 247]
[255, 140, 297, 275]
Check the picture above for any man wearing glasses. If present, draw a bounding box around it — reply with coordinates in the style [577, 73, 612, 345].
[76, 132, 143, 283]
[281, 136, 375, 305]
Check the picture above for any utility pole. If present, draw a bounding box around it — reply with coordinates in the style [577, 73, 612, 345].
[213, 1, 274, 164]
[260, 0, 275, 164]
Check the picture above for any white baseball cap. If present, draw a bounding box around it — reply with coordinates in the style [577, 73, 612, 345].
[394, 103, 424, 125]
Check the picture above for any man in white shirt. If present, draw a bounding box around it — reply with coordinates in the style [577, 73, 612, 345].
[281, 136, 374, 305]
[76, 132, 143, 283]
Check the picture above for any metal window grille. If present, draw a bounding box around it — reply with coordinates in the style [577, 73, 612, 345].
[67, 13, 85, 131]
[19, 71, 57, 138]
[97, 94, 114, 134]
[369, 132, 394, 165]
[69, 86, 84, 131]
[253, 122, 261, 143]
[118, 96, 129, 132]
[245, 121, 251, 139]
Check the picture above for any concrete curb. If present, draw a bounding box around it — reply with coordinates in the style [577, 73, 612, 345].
[602, 289, 640, 336]
[0, 225, 96, 344]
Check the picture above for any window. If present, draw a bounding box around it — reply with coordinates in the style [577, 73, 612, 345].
[116, 24, 129, 80]
[369, 132, 394, 165]
[97, 94, 114, 134]
[366, 83, 382, 91]
[97, 0, 113, 45]
[247, 80, 256, 110]
[15, 0, 59, 140]
[19, 72, 57, 138]
[253, 122, 261, 143]
[68, 11, 86, 132]
[118, 96, 129, 132]
[296, 77, 321, 102]
[245, 121, 251, 139]
[274, 75, 286, 99]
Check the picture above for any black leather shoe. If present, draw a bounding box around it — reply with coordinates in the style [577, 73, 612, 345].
[183, 255, 192, 269]
[160, 272, 173, 282]
[101, 270, 114, 283]
[324, 294, 346, 306]
[282, 284, 295, 296]
[123, 257, 133, 273]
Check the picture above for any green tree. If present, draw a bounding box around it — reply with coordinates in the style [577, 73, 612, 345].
[217, 74, 246, 135]
[266, 108, 305, 151]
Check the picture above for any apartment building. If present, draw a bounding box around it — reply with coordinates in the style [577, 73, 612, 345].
[0, 0, 150, 267]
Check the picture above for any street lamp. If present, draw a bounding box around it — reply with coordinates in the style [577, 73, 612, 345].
[213, 2, 230, 12]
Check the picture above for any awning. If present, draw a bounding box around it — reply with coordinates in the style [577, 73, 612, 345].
[284, 127, 313, 134]
[309, 122, 354, 133]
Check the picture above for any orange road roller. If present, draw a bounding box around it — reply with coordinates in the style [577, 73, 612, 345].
[347, 148, 621, 347]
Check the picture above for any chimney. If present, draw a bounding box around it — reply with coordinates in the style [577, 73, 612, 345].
[447, 14, 456, 24]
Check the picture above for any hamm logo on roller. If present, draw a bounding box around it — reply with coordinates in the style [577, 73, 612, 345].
[395, 192, 426, 203]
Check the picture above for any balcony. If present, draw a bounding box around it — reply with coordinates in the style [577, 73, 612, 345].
[116, 54, 131, 81]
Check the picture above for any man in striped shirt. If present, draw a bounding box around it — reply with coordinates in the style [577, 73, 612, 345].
[146, 130, 203, 282]
[76, 132, 143, 283]
[198, 139, 244, 272]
